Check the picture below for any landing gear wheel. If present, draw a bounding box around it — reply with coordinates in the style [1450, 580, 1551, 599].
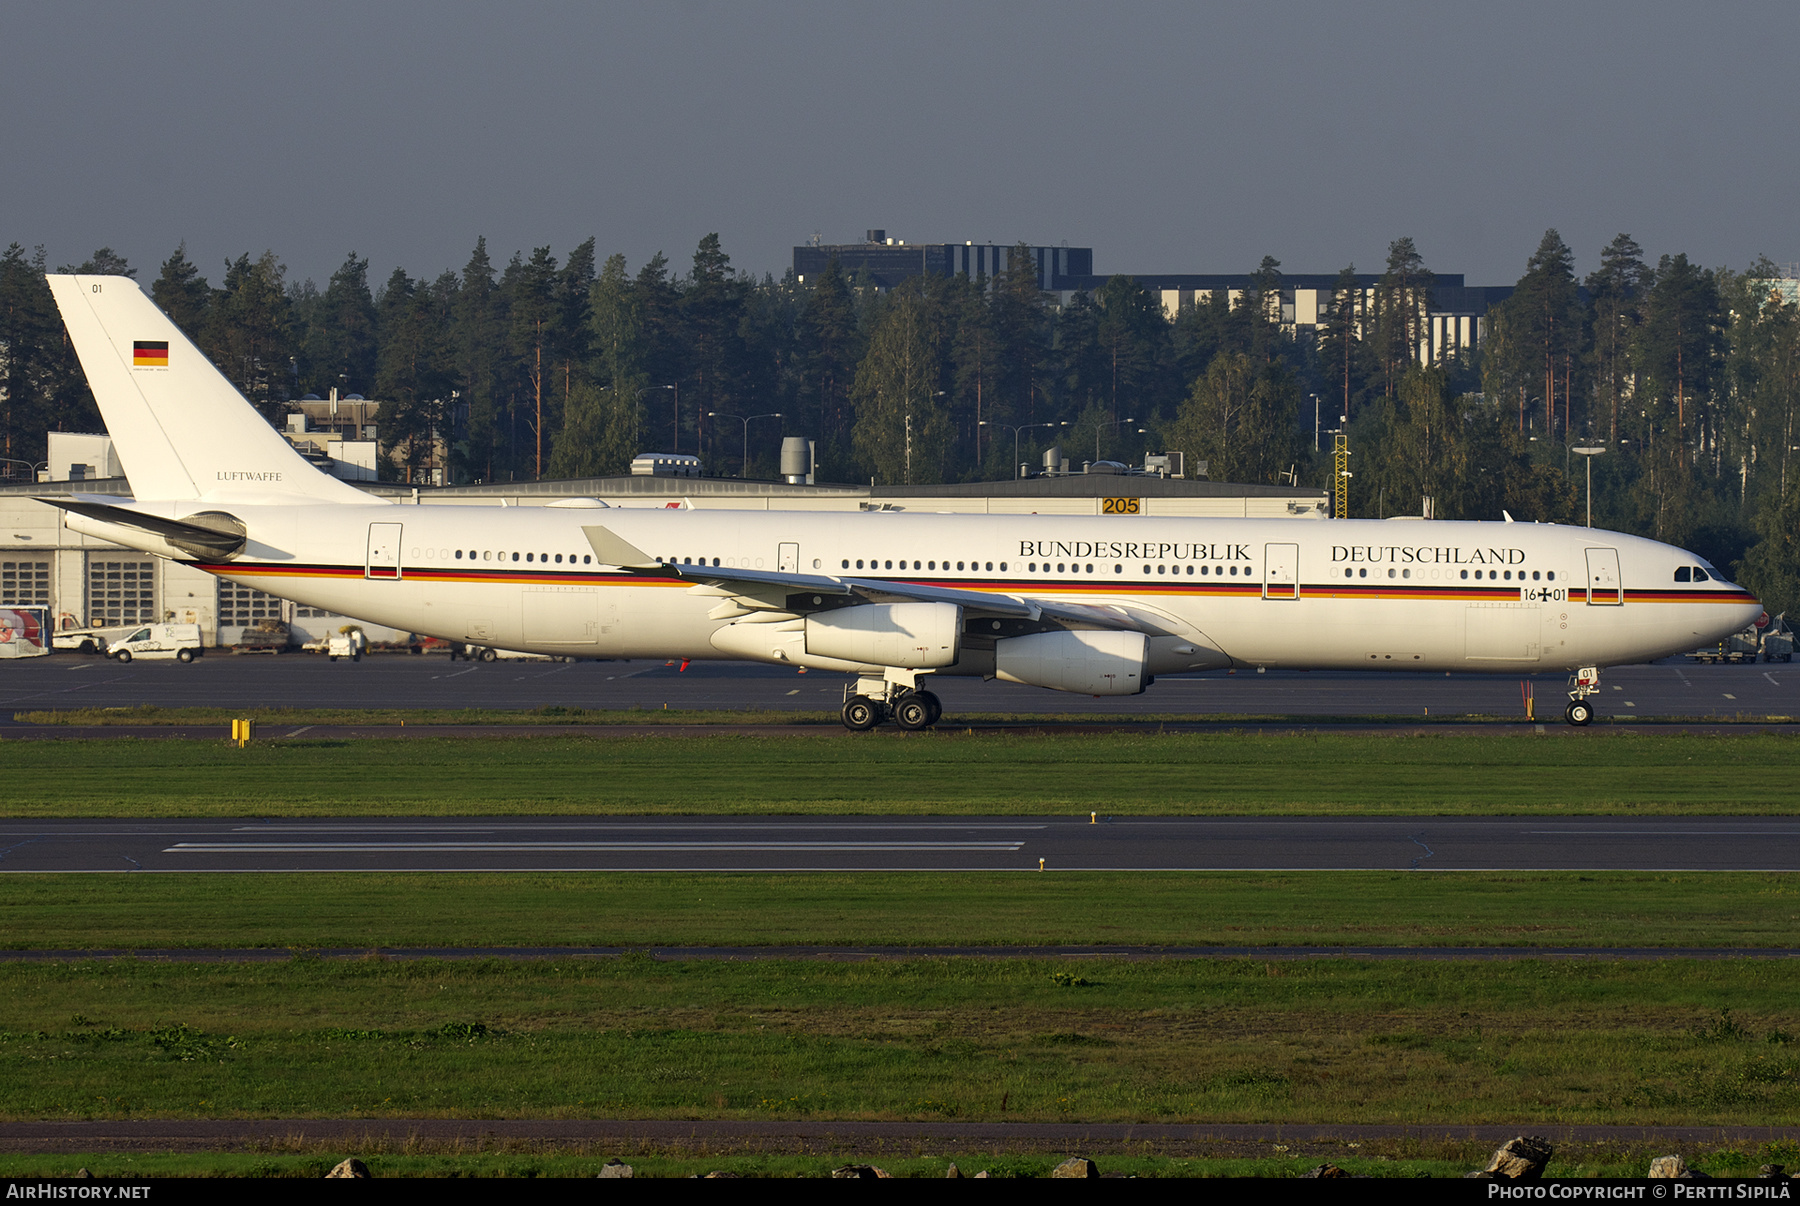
[893, 694, 933, 731]
[1565, 699, 1594, 727]
[842, 695, 880, 731]
[916, 690, 942, 727]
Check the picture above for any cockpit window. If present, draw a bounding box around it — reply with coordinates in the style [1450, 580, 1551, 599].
[1693, 567, 1710, 581]
[1674, 566, 1691, 582]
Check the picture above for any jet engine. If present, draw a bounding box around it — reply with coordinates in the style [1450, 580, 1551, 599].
[804, 602, 961, 668]
[995, 629, 1149, 695]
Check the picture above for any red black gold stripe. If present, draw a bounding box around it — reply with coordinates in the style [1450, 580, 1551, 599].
[133, 340, 169, 367]
[194, 562, 1759, 606]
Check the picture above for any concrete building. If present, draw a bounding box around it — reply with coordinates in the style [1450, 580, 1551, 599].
[792, 234, 1512, 366]
[793, 231, 1092, 292]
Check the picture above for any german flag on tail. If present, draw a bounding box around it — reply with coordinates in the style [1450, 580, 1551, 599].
[133, 340, 168, 367]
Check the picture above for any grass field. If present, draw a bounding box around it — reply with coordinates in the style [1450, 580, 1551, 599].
[1, 730, 1794, 816]
[22, 703, 1797, 727]
[4, 871, 1799, 950]
[1, 957, 1796, 1129]
[3, 1141, 1797, 1180]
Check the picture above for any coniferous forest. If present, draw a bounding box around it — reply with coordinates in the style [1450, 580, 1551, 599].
[3, 230, 1798, 615]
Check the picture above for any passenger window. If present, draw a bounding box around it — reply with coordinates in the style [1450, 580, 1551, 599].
[554, 554, 562, 563]
[511, 552, 519, 562]
[713, 558, 721, 566]
[1230, 566, 1238, 576]
[1344, 568, 1352, 579]
[1087, 565, 1095, 574]
[1114, 564, 1123, 574]
[455, 550, 463, 560]
[1359, 568, 1367, 578]
[1546, 571, 1554, 581]
[855, 560, 863, 569]
[843, 560, 850, 569]
[998, 563, 1006, 571]
[1460, 569, 1467, 579]
[1532, 571, 1540, 580]
[885, 560, 893, 569]
[1388, 568, 1396, 579]
[584, 555, 591, 564]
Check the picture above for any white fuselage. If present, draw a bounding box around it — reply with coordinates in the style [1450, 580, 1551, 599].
[185, 504, 1759, 681]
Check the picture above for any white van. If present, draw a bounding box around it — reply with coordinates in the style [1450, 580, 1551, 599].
[106, 623, 203, 663]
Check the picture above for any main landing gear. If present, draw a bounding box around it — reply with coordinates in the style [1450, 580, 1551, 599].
[1564, 665, 1600, 727]
[841, 671, 943, 731]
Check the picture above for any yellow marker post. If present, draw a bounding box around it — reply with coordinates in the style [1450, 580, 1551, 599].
[1038, 857, 1045, 872]
[1090, 812, 1096, 824]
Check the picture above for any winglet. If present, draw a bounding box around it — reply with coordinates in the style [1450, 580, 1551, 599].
[582, 525, 662, 570]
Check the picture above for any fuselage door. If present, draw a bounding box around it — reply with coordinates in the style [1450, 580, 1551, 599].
[1584, 547, 1622, 605]
[1263, 542, 1299, 600]
[366, 523, 403, 580]
[778, 542, 800, 574]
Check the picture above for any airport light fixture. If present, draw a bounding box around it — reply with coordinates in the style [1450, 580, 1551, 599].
[708, 411, 783, 478]
[1572, 445, 1606, 527]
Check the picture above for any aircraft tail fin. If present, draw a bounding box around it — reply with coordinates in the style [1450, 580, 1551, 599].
[45, 275, 369, 504]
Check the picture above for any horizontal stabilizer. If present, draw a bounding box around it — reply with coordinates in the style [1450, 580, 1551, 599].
[39, 499, 246, 560]
[581, 525, 663, 570]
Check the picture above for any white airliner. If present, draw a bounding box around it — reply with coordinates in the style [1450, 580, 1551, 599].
[42, 274, 1761, 729]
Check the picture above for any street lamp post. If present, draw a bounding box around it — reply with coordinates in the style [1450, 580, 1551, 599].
[979, 421, 1068, 477]
[1572, 445, 1606, 527]
[708, 411, 783, 478]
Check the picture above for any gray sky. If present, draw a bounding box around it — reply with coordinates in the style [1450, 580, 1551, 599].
[7, 1, 1795, 291]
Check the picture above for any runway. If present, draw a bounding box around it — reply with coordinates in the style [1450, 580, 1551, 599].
[0, 652, 1793, 722]
[4, 817, 1797, 873]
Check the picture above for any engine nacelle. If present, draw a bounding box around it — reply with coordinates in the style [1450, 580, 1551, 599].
[995, 629, 1149, 695]
[804, 603, 961, 669]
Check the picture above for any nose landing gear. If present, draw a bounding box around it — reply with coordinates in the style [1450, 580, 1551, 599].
[1565, 666, 1600, 726]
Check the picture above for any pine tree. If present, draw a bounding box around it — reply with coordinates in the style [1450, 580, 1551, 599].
[1375, 238, 1434, 396]
[1484, 230, 1584, 440]
[1315, 264, 1362, 423]
[851, 284, 949, 484]
[506, 246, 560, 478]
[151, 244, 211, 340]
[453, 238, 507, 482]
[1585, 234, 1647, 444]
[797, 256, 861, 457]
[204, 251, 293, 418]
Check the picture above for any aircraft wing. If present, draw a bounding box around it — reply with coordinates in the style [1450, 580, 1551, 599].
[38, 497, 248, 559]
[581, 525, 1146, 631]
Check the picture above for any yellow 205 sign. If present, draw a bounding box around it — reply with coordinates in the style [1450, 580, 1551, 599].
[1102, 498, 1141, 515]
